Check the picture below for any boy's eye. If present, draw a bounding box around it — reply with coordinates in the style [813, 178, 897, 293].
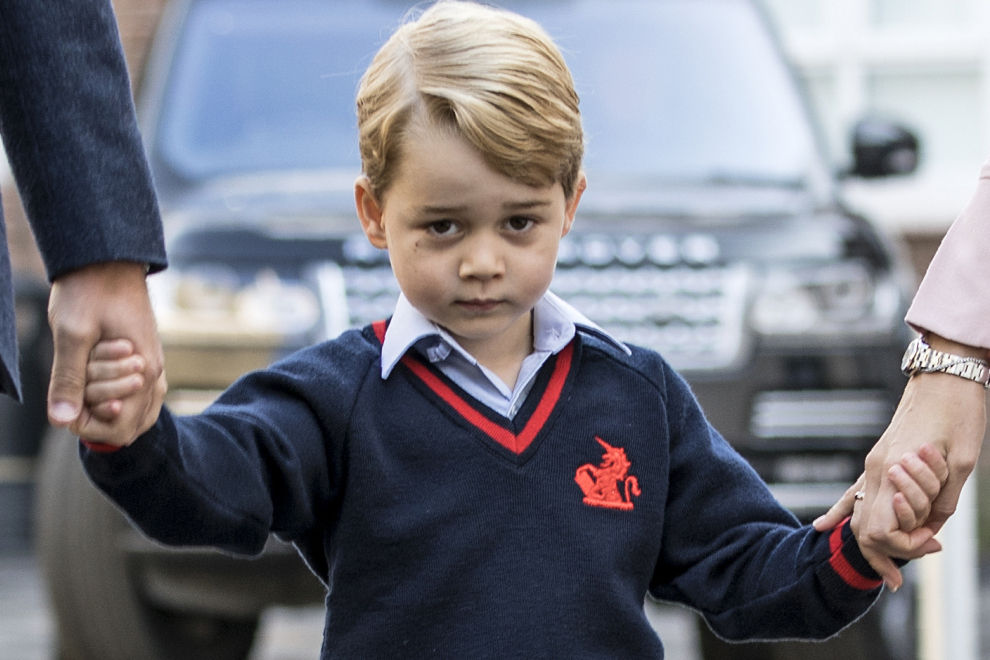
[427, 220, 457, 236]
[506, 216, 535, 232]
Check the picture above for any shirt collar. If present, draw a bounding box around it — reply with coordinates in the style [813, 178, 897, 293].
[378, 291, 629, 379]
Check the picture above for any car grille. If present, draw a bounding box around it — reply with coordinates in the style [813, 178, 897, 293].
[750, 389, 893, 443]
[743, 388, 894, 516]
[314, 232, 750, 372]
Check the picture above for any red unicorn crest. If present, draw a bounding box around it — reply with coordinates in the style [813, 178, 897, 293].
[574, 436, 641, 510]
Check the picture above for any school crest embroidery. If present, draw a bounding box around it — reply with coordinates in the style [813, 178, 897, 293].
[574, 436, 641, 510]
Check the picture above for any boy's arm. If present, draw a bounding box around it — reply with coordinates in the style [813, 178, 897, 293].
[81, 408, 279, 555]
[648, 366, 943, 642]
[81, 394, 333, 556]
[79, 342, 360, 559]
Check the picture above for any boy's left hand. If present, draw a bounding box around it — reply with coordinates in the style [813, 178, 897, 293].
[815, 443, 948, 591]
[887, 444, 949, 532]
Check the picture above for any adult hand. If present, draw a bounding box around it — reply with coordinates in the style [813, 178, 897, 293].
[815, 336, 987, 587]
[46, 261, 166, 443]
[820, 443, 948, 590]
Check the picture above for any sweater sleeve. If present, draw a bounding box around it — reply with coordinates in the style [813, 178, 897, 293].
[0, 0, 166, 280]
[905, 159, 990, 350]
[648, 368, 882, 642]
[79, 339, 369, 559]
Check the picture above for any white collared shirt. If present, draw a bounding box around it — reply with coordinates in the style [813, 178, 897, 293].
[380, 291, 629, 418]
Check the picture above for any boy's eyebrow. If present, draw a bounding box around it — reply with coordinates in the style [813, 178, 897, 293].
[418, 199, 553, 214]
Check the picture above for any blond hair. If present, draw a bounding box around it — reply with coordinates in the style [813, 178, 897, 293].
[356, 0, 583, 200]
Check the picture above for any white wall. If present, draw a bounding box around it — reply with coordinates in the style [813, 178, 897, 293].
[761, 0, 990, 233]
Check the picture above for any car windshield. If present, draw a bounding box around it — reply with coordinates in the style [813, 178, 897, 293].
[155, 0, 818, 188]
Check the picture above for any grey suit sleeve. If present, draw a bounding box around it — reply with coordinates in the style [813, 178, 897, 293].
[0, 0, 167, 281]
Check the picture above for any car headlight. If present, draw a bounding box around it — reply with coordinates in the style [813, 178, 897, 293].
[750, 261, 902, 339]
[150, 266, 321, 343]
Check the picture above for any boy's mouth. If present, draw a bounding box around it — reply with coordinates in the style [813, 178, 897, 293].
[456, 298, 502, 313]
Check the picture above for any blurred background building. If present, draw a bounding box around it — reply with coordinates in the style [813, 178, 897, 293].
[764, 0, 990, 256]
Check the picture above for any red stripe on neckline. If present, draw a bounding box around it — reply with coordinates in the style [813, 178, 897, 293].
[371, 318, 574, 454]
[402, 358, 519, 450]
[516, 341, 572, 450]
[402, 343, 574, 455]
[372, 319, 387, 344]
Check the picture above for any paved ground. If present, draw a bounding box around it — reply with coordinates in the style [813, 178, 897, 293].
[0, 552, 51, 660]
[0, 548, 700, 659]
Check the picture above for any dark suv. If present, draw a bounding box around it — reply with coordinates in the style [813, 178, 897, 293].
[30, 0, 921, 658]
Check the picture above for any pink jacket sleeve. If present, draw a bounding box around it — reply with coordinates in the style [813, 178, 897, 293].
[905, 160, 990, 350]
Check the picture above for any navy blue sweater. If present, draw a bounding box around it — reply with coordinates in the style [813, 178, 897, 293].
[83, 324, 882, 658]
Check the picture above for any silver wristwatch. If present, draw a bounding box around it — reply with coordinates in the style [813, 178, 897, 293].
[900, 336, 990, 388]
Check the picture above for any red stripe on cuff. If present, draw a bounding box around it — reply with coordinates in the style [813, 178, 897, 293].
[80, 439, 122, 453]
[828, 517, 882, 591]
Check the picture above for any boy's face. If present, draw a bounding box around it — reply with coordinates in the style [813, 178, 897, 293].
[355, 126, 584, 362]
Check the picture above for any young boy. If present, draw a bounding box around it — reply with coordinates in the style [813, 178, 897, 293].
[80, 2, 947, 657]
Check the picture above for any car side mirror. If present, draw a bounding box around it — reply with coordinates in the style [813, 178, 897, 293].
[849, 118, 920, 178]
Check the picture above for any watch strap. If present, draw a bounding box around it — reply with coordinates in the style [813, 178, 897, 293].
[902, 337, 990, 389]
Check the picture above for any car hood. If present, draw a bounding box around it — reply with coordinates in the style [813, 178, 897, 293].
[161, 170, 361, 237]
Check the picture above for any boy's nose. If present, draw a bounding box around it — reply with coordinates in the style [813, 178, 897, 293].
[458, 239, 504, 280]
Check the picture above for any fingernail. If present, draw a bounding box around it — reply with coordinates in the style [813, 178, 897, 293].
[49, 401, 79, 424]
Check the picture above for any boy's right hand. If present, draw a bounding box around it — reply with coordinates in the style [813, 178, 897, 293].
[76, 338, 166, 447]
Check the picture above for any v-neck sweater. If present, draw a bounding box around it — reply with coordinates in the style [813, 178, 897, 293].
[82, 323, 883, 658]
[380, 290, 628, 419]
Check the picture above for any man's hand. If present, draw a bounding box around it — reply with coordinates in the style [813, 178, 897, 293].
[47, 261, 166, 444]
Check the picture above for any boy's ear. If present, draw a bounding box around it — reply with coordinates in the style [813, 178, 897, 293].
[561, 173, 587, 237]
[354, 176, 388, 249]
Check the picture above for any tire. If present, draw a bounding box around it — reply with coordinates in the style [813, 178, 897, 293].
[34, 428, 259, 660]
